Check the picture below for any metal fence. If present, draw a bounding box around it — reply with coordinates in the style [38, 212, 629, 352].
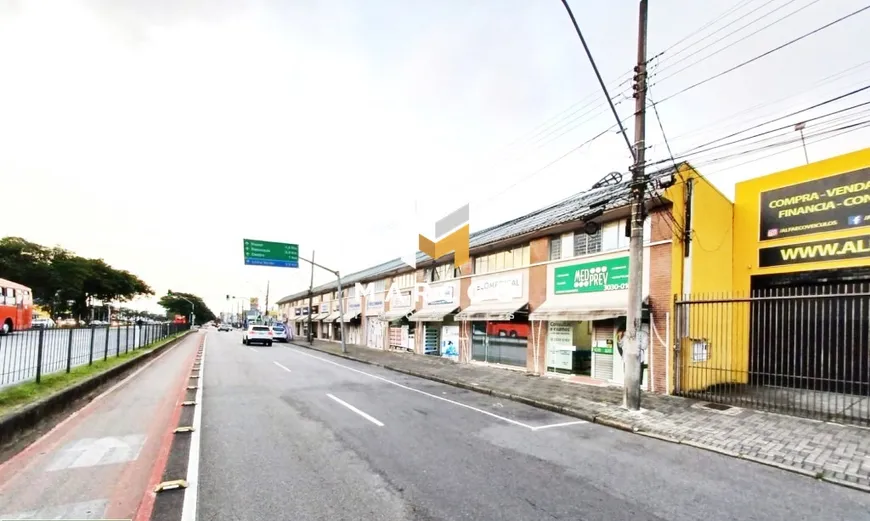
[674, 283, 870, 426]
[0, 323, 188, 388]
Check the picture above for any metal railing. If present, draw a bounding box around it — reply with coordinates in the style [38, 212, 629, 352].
[0, 323, 188, 388]
[674, 283, 870, 426]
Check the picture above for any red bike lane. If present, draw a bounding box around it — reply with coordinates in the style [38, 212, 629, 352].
[0, 332, 201, 520]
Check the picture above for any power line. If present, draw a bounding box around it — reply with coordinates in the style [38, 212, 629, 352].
[660, 58, 870, 145]
[655, 4, 870, 104]
[559, 0, 636, 160]
[653, 0, 821, 83]
[653, 0, 762, 66]
[659, 83, 870, 161]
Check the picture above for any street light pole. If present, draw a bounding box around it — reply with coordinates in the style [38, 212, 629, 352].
[298, 255, 346, 354]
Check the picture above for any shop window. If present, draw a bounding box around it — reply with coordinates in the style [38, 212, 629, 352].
[549, 236, 562, 260]
[471, 320, 528, 367]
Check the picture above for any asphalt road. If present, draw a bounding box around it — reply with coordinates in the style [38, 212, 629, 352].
[0, 324, 173, 388]
[199, 329, 870, 521]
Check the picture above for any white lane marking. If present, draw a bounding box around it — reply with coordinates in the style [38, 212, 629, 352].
[0, 331, 193, 477]
[45, 435, 146, 471]
[531, 420, 588, 431]
[286, 346, 535, 430]
[181, 338, 206, 521]
[248, 347, 258, 353]
[326, 393, 384, 427]
[273, 361, 292, 373]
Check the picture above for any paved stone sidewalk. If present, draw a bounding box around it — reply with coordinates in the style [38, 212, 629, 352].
[290, 338, 870, 492]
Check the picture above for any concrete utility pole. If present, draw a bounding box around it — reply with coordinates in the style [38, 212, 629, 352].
[307, 250, 315, 344]
[264, 280, 270, 320]
[624, 0, 649, 410]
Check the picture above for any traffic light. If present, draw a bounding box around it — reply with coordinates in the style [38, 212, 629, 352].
[226, 294, 230, 300]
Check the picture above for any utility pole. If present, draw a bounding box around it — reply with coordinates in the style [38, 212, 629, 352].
[795, 122, 809, 164]
[265, 280, 270, 321]
[624, 0, 649, 410]
[307, 250, 315, 344]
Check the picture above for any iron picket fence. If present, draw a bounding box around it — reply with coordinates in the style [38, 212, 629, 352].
[674, 283, 870, 426]
[0, 323, 188, 388]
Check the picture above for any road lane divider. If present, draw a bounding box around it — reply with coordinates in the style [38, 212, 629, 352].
[288, 347, 535, 429]
[180, 335, 205, 521]
[326, 393, 384, 427]
[273, 361, 292, 373]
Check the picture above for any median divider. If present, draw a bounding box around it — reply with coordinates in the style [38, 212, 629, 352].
[0, 330, 194, 458]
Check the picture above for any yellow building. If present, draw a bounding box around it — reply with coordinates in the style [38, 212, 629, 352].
[676, 147, 870, 419]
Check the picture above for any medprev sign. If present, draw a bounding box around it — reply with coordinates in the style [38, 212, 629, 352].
[554, 256, 629, 294]
[759, 167, 870, 241]
[759, 234, 870, 267]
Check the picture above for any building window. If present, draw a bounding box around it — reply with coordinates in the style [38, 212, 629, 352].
[573, 228, 602, 256]
[549, 236, 562, 260]
[346, 286, 356, 298]
[373, 279, 387, 293]
[428, 263, 454, 282]
[473, 244, 531, 274]
[394, 272, 415, 289]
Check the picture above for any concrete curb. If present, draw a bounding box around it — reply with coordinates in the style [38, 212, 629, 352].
[289, 341, 870, 493]
[0, 331, 193, 449]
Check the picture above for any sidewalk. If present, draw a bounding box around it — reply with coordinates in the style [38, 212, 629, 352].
[290, 338, 870, 492]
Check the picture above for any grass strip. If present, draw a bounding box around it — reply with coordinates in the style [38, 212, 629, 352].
[0, 331, 189, 417]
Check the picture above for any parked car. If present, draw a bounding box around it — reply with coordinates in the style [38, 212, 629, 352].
[242, 324, 272, 346]
[218, 323, 232, 332]
[270, 323, 290, 342]
[32, 317, 56, 328]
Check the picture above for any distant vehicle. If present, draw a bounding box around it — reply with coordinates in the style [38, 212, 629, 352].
[486, 322, 530, 339]
[218, 323, 232, 332]
[270, 323, 289, 343]
[32, 317, 56, 328]
[0, 278, 33, 335]
[243, 325, 272, 346]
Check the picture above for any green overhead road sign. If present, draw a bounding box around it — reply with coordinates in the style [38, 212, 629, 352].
[243, 239, 299, 268]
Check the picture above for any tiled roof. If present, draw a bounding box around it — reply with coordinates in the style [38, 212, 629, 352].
[277, 163, 682, 304]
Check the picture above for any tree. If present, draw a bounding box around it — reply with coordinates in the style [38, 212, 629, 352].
[0, 236, 154, 318]
[158, 291, 215, 325]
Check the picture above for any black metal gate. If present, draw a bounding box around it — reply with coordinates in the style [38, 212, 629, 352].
[674, 282, 870, 426]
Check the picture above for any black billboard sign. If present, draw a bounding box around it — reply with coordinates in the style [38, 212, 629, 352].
[759, 167, 870, 241]
[759, 234, 870, 268]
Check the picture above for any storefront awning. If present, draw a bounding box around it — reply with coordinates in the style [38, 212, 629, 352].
[529, 302, 626, 322]
[414, 305, 459, 322]
[311, 312, 328, 321]
[378, 308, 415, 322]
[455, 301, 528, 321]
[325, 311, 342, 322]
[338, 312, 361, 322]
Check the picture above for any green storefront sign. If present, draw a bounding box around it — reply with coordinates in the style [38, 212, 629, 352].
[553, 256, 630, 295]
[592, 345, 613, 355]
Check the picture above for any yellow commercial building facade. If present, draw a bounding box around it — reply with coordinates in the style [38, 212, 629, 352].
[677, 147, 870, 416]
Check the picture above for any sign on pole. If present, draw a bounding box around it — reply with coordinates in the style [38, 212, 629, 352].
[243, 239, 299, 268]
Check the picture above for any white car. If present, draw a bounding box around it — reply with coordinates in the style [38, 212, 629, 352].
[32, 317, 56, 328]
[218, 323, 232, 332]
[270, 323, 291, 342]
[243, 324, 272, 346]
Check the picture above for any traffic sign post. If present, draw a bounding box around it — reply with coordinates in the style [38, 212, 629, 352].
[243, 239, 299, 268]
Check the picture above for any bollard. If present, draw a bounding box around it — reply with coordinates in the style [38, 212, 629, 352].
[35, 327, 45, 383]
[66, 327, 74, 373]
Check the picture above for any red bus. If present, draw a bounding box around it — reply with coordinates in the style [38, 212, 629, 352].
[0, 278, 34, 334]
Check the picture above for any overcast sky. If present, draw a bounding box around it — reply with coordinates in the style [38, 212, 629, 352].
[3, 0, 869, 317]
